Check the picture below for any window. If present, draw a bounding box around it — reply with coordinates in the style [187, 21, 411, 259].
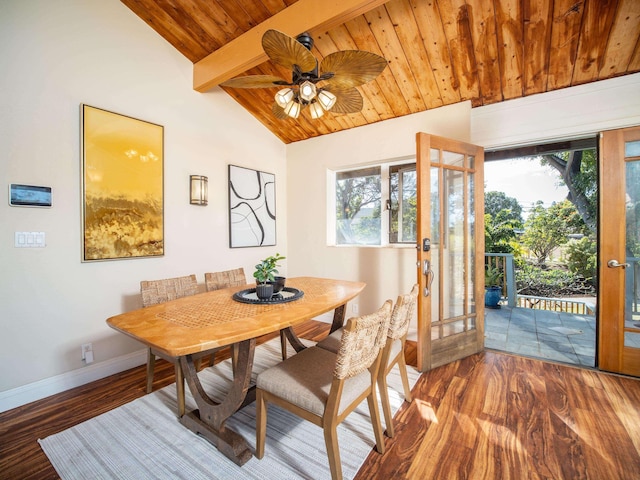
[389, 164, 417, 243]
[334, 161, 417, 246]
[335, 167, 381, 245]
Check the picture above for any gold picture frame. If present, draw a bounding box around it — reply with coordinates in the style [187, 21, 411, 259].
[81, 105, 164, 261]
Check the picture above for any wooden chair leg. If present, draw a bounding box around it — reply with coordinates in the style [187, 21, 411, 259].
[280, 330, 288, 360]
[366, 388, 386, 454]
[323, 424, 342, 480]
[175, 362, 185, 417]
[256, 390, 267, 459]
[397, 353, 413, 402]
[377, 366, 395, 438]
[146, 348, 155, 394]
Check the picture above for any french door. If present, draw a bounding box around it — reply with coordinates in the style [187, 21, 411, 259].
[599, 126, 640, 376]
[416, 133, 485, 372]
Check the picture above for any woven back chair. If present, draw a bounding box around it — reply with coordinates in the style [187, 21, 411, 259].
[140, 274, 198, 416]
[204, 268, 246, 292]
[255, 300, 392, 480]
[316, 284, 418, 437]
[377, 283, 418, 437]
[205, 267, 292, 361]
[203, 268, 248, 368]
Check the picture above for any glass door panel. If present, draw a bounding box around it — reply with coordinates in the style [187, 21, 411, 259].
[624, 159, 640, 349]
[416, 134, 484, 371]
[599, 126, 640, 376]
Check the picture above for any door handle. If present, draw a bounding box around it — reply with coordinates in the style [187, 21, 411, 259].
[607, 259, 630, 268]
[423, 260, 434, 297]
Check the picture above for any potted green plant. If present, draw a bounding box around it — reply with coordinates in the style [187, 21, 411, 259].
[484, 265, 503, 309]
[253, 253, 285, 299]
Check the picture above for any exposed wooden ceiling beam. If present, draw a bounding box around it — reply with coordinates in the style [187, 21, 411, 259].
[193, 0, 390, 92]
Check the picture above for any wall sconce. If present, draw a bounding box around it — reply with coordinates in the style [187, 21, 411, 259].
[190, 175, 208, 205]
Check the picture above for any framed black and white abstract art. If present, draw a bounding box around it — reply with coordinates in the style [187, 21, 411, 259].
[228, 165, 276, 248]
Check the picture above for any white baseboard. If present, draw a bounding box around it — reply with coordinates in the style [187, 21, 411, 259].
[0, 350, 147, 413]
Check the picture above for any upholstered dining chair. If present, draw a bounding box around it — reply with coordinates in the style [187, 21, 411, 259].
[316, 284, 418, 437]
[140, 274, 199, 416]
[255, 300, 393, 480]
[376, 284, 418, 437]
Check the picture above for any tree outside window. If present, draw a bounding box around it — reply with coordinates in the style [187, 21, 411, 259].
[335, 167, 381, 245]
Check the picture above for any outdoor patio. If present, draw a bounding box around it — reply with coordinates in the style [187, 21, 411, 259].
[485, 306, 596, 367]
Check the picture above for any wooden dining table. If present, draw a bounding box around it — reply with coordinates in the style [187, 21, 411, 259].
[106, 276, 366, 466]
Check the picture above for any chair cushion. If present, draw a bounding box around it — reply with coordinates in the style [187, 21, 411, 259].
[315, 329, 342, 354]
[256, 346, 371, 417]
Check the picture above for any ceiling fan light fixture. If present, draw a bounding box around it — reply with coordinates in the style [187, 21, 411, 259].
[299, 80, 317, 102]
[317, 89, 337, 111]
[309, 102, 324, 119]
[283, 99, 301, 119]
[274, 87, 294, 108]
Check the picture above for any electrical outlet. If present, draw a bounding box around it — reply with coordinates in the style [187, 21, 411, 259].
[82, 343, 94, 364]
[351, 303, 359, 314]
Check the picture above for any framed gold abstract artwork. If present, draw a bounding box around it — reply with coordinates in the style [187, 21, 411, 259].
[81, 105, 164, 261]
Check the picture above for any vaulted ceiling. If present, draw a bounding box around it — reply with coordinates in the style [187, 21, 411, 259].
[122, 0, 640, 144]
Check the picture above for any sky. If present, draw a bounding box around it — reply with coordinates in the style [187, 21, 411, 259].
[484, 158, 569, 218]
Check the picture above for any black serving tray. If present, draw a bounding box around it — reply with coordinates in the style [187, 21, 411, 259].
[232, 287, 304, 304]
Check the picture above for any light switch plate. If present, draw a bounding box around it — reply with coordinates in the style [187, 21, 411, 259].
[15, 232, 46, 248]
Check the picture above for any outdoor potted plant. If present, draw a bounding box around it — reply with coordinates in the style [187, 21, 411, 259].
[253, 253, 285, 299]
[484, 265, 503, 309]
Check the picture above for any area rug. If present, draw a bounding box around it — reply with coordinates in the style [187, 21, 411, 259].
[39, 338, 420, 480]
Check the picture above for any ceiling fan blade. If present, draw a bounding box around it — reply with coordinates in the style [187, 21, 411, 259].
[326, 87, 364, 114]
[320, 51, 387, 88]
[272, 102, 289, 120]
[220, 75, 289, 89]
[262, 29, 317, 73]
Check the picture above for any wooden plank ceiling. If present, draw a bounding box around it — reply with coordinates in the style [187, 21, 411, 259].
[122, 0, 640, 144]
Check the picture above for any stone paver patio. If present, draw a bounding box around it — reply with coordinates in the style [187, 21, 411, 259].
[485, 306, 596, 367]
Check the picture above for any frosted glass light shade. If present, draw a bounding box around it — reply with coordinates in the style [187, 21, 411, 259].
[309, 102, 324, 119]
[299, 81, 317, 102]
[284, 99, 301, 119]
[190, 175, 208, 205]
[317, 89, 337, 111]
[275, 88, 294, 108]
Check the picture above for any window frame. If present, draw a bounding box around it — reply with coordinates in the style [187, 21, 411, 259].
[329, 158, 416, 248]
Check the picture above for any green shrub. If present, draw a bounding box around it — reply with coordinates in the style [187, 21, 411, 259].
[565, 237, 597, 284]
[516, 263, 595, 297]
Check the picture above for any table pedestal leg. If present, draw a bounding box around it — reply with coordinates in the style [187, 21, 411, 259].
[329, 304, 347, 333]
[179, 338, 256, 466]
[282, 303, 348, 353]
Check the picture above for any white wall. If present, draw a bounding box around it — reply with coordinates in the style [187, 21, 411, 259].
[0, 0, 286, 408]
[471, 73, 640, 148]
[286, 102, 472, 316]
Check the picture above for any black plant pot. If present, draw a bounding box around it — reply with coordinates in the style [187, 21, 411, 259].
[271, 276, 286, 293]
[256, 283, 274, 299]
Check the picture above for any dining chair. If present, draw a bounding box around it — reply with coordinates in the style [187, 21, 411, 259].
[140, 274, 199, 416]
[205, 267, 289, 361]
[316, 284, 418, 437]
[204, 268, 248, 368]
[376, 284, 418, 437]
[204, 267, 247, 291]
[255, 300, 392, 480]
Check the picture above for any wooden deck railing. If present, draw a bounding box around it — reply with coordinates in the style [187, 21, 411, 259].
[516, 295, 595, 315]
[485, 254, 640, 315]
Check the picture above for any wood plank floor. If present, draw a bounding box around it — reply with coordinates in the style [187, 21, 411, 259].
[2, 320, 640, 479]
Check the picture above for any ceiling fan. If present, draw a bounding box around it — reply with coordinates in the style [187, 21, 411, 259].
[220, 29, 388, 120]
